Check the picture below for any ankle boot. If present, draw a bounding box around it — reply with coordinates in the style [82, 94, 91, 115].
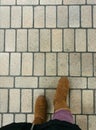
[54, 77, 70, 112]
[33, 95, 47, 125]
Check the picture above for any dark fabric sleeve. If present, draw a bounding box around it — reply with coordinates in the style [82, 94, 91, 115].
[0, 123, 32, 130]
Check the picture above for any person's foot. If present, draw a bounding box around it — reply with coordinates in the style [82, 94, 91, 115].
[54, 77, 70, 112]
[33, 95, 47, 125]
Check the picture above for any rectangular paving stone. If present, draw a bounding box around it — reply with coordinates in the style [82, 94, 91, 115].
[46, 90, 55, 113]
[70, 53, 80, 76]
[39, 77, 60, 88]
[82, 53, 93, 76]
[15, 77, 37, 88]
[34, 6, 44, 28]
[81, 6, 92, 27]
[75, 29, 86, 52]
[27, 114, 34, 122]
[64, 29, 74, 52]
[88, 78, 96, 89]
[47, 114, 51, 121]
[46, 6, 56, 28]
[0, 115, 1, 127]
[0, 7, 10, 28]
[17, 29, 27, 51]
[93, 6, 96, 27]
[82, 90, 93, 114]
[28, 29, 39, 52]
[0, 53, 9, 75]
[58, 53, 68, 75]
[11, 6, 21, 28]
[89, 116, 96, 130]
[64, 0, 85, 4]
[9, 89, 20, 112]
[87, 0, 96, 4]
[10, 53, 21, 75]
[22, 53, 33, 75]
[34, 53, 44, 75]
[52, 29, 62, 52]
[57, 6, 68, 28]
[69, 77, 87, 89]
[0, 89, 8, 112]
[46, 53, 56, 75]
[76, 115, 87, 130]
[94, 53, 96, 76]
[21, 89, 32, 112]
[40, 29, 50, 52]
[40, 0, 62, 4]
[95, 91, 96, 113]
[15, 114, 26, 122]
[1, 0, 15, 5]
[0, 77, 14, 88]
[33, 89, 44, 112]
[0, 30, 4, 51]
[66, 94, 70, 109]
[70, 90, 81, 114]
[5, 30, 15, 52]
[88, 29, 96, 52]
[69, 6, 80, 27]
[72, 115, 76, 124]
[17, 0, 38, 5]
[3, 114, 13, 126]
[23, 6, 33, 28]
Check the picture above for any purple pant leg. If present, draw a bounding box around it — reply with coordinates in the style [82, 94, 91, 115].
[52, 110, 74, 124]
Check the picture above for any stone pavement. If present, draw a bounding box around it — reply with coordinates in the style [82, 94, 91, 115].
[0, 0, 96, 130]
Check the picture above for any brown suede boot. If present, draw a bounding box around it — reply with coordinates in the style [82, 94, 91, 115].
[54, 77, 70, 112]
[33, 95, 47, 125]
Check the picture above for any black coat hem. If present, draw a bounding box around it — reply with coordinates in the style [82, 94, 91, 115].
[0, 119, 81, 130]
